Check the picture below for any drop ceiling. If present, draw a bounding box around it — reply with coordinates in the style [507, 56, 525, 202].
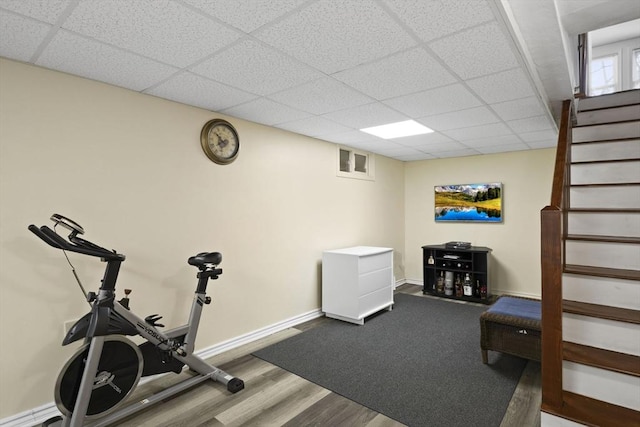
[0, 0, 636, 161]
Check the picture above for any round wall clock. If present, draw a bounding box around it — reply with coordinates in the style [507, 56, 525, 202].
[200, 119, 239, 165]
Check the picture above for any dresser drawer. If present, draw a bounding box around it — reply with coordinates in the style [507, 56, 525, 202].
[359, 250, 392, 275]
[358, 286, 393, 318]
[359, 267, 392, 295]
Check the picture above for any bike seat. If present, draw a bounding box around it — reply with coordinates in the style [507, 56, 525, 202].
[188, 252, 222, 267]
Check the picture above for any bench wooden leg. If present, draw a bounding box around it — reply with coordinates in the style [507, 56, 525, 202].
[482, 349, 488, 364]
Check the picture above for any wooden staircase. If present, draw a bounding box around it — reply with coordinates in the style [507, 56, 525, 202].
[541, 90, 640, 427]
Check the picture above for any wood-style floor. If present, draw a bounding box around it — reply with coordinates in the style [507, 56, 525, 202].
[116, 284, 541, 427]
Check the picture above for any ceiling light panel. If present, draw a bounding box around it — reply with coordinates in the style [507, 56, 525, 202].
[361, 120, 434, 139]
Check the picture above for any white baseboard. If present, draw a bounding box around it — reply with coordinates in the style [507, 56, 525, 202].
[0, 308, 323, 427]
[492, 288, 541, 299]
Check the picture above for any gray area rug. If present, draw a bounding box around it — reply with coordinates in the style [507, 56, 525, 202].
[253, 293, 526, 427]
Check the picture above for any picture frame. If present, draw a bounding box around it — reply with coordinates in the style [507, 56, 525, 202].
[435, 183, 503, 223]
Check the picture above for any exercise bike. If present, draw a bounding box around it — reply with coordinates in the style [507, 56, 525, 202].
[29, 214, 244, 427]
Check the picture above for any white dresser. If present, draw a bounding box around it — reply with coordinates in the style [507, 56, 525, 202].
[322, 246, 394, 325]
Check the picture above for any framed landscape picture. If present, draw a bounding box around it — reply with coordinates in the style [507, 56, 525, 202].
[435, 183, 503, 223]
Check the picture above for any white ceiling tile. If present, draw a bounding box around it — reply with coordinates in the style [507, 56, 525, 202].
[396, 152, 437, 161]
[412, 141, 469, 152]
[394, 132, 454, 147]
[322, 102, 407, 129]
[527, 140, 557, 149]
[268, 77, 373, 115]
[384, 0, 495, 42]
[476, 143, 530, 154]
[461, 134, 523, 148]
[0, 0, 71, 24]
[443, 123, 513, 141]
[507, 115, 554, 133]
[332, 47, 457, 100]
[222, 98, 311, 126]
[519, 129, 558, 143]
[346, 139, 407, 153]
[181, 0, 307, 33]
[36, 30, 178, 91]
[374, 145, 425, 156]
[491, 96, 547, 121]
[62, 0, 242, 67]
[191, 39, 322, 96]
[466, 68, 535, 103]
[433, 148, 482, 158]
[322, 131, 384, 145]
[275, 115, 352, 137]
[255, 0, 416, 73]
[384, 83, 482, 117]
[147, 72, 257, 111]
[0, 10, 50, 61]
[428, 22, 519, 80]
[418, 106, 500, 131]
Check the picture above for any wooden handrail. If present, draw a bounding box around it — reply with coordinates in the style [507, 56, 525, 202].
[541, 99, 573, 413]
[550, 100, 573, 208]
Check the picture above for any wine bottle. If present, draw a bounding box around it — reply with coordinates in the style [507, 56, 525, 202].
[463, 273, 473, 296]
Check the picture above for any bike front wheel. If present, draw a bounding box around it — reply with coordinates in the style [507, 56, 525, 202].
[54, 335, 143, 419]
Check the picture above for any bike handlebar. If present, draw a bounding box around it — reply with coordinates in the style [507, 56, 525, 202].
[28, 224, 125, 261]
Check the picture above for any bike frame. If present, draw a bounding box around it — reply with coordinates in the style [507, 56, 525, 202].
[28, 218, 243, 427]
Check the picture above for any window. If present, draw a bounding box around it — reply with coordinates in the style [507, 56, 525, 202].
[589, 54, 619, 95]
[337, 146, 375, 180]
[633, 49, 640, 89]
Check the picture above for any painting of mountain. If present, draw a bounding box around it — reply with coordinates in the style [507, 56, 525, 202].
[434, 183, 502, 222]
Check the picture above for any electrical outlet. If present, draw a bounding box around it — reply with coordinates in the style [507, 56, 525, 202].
[63, 319, 76, 339]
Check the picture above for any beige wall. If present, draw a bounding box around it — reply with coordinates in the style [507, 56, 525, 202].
[404, 149, 556, 297]
[0, 57, 556, 419]
[0, 59, 405, 417]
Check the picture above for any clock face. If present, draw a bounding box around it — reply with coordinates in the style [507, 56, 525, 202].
[200, 119, 239, 164]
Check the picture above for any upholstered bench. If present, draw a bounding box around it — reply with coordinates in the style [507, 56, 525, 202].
[480, 296, 541, 363]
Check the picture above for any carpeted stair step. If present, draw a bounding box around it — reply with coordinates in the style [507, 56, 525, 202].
[563, 342, 640, 377]
[563, 300, 640, 324]
[564, 264, 640, 281]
